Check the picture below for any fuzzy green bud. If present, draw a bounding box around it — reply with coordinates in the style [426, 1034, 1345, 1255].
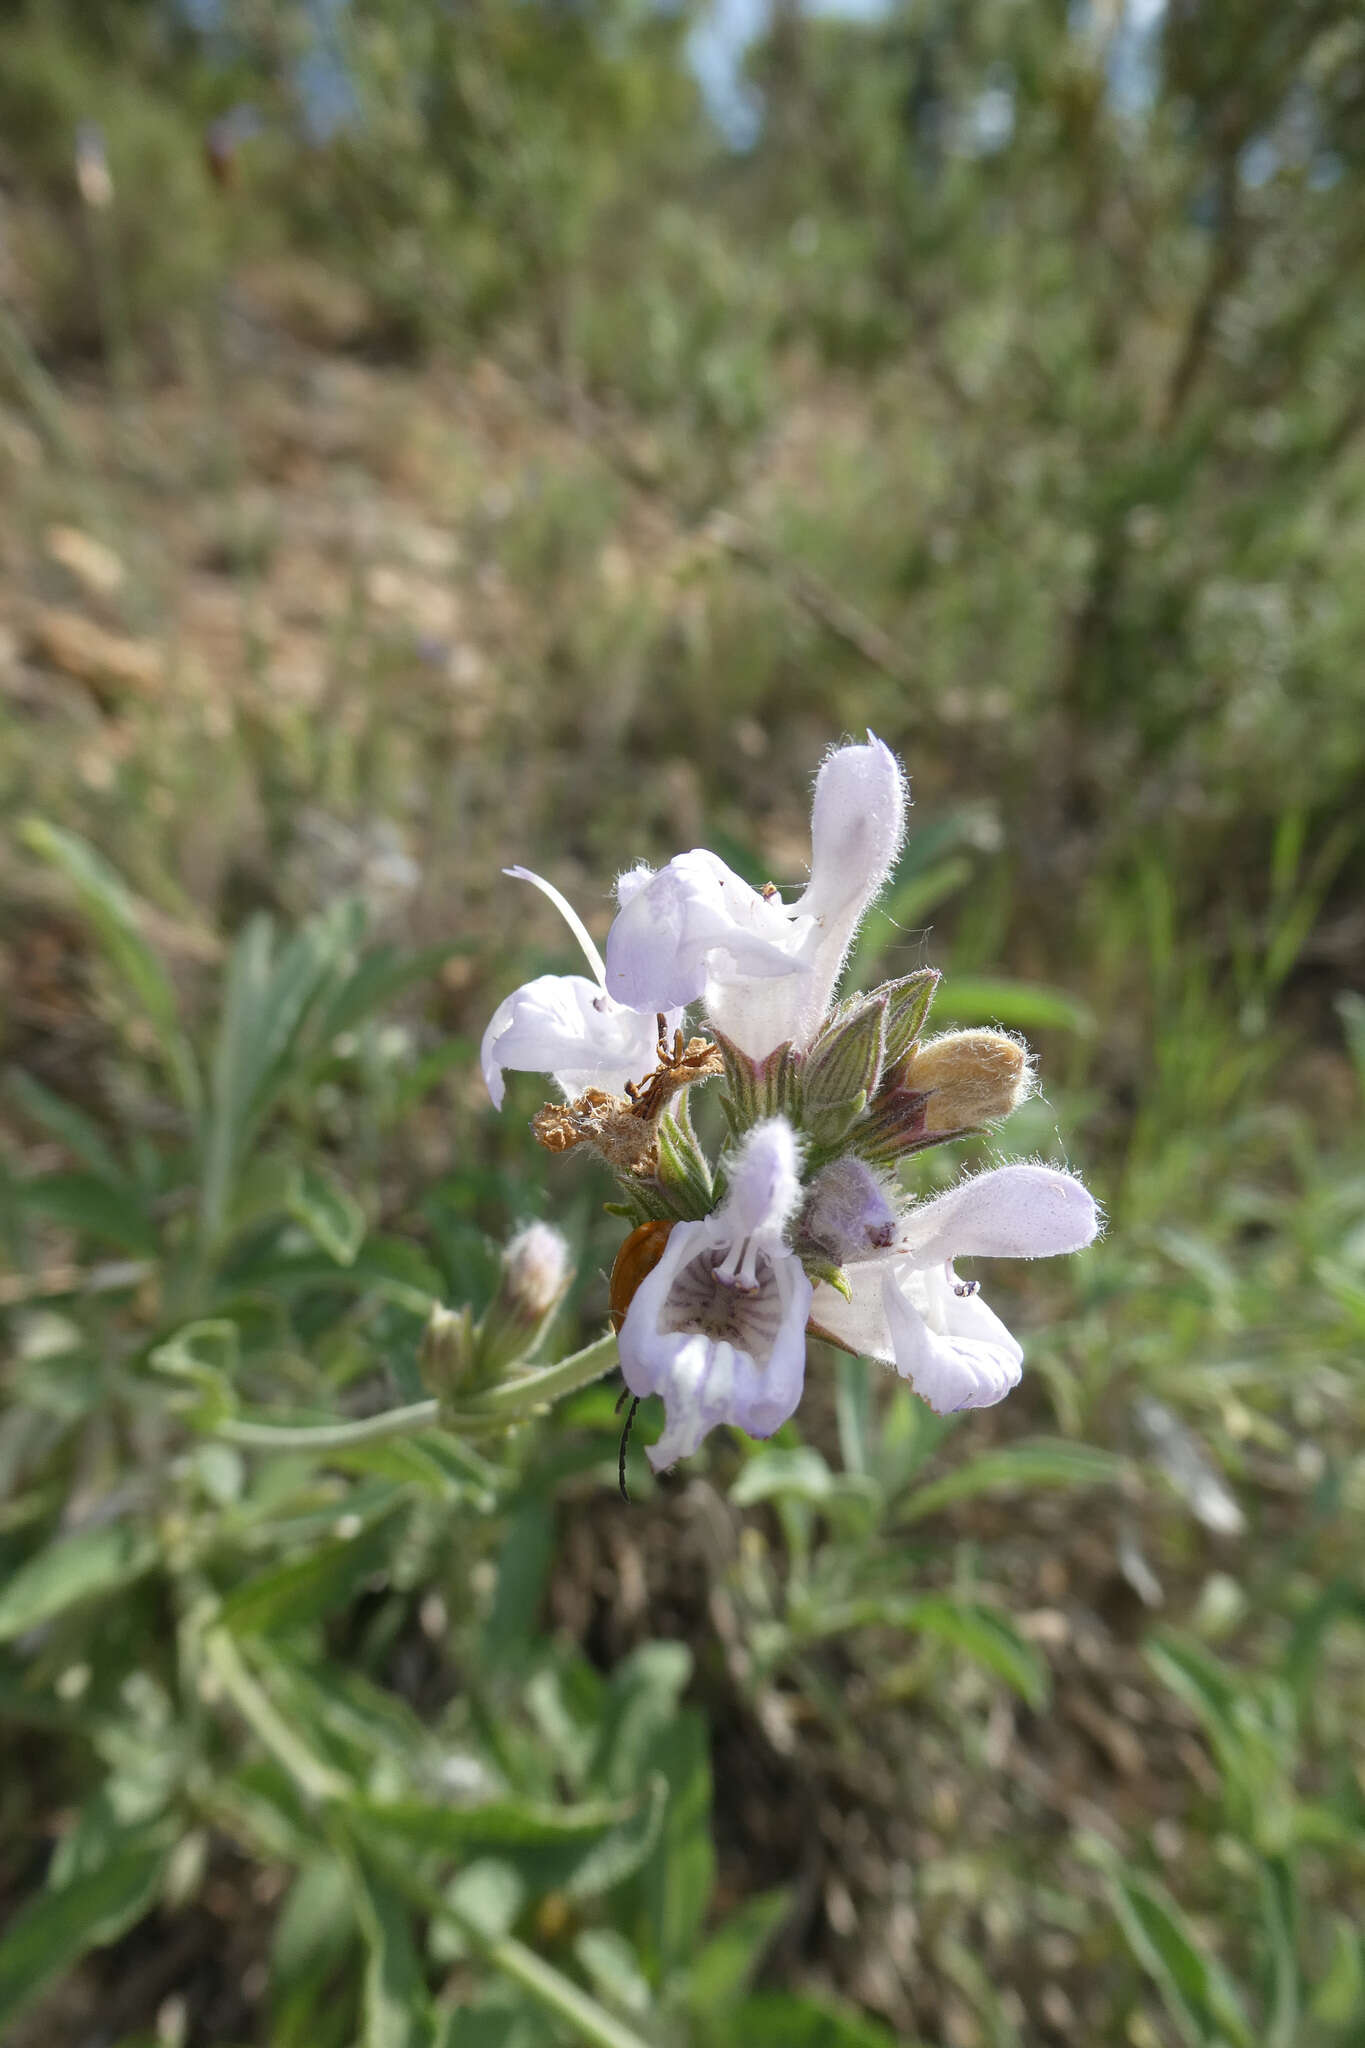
[476, 1222, 572, 1378]
[419, 1302, 475, 1401]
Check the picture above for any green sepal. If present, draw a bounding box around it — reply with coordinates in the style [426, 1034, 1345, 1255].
[711, 1030, 803, 1127]
[655, 1107, 714, 1219]
[607, 1181, 674, 1225]
[801, 1255, 853, 1300]
[805, 1090, 869, 1152]
[805, 996, 885, 1120]
[852, 1110, 976, 1170]
[880, 968, 941, 1067]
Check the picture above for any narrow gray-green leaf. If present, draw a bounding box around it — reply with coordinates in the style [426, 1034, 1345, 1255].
[0, 1838, 166, 2030]
[897, 1441, 1121, 1524]
[1107, 1870, 1255, 2048]
[20, 819, 201, 1116]
[0, 1521, 158, 1643]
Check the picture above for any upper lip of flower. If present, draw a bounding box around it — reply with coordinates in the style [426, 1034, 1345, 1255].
[602, 733, 907, 1059]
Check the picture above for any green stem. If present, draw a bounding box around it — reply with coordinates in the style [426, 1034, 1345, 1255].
[202, 1626, 347, 1804]
[215, 1330, 621, 1453]
[459, 1921, 653, 2048]
[203, 1626, 654, 2048]
[362, 1834, 655, 2048]
[217, 1399, 439, 1452]
[463, 1328, 620, 1417]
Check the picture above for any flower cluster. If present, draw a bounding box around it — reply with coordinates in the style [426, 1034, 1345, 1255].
[483, 737, 1098, 1471]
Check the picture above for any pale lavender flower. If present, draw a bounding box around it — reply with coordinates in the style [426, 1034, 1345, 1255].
[481, 867, 680, 1108]
[604, 734, 906, 1060]
[810, 1165, 1098, 1414]
[619, 1118, 813, 1469]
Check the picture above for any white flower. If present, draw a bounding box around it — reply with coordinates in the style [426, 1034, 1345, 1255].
[604, 734, 906, 1061]
[481, 867, 680, 1108]
[619, 1118, 814, 1469]
[809, 1164, 1098, 1414]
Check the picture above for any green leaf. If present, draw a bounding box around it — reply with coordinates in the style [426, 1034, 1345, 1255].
[731, 1447, 836, 1507]
[286, 1163, 366, 1266]
[310, 939, 467, 1051]
[201, 905, 374, 1246]
[6, 1070, 127, 1187]
[369, 1783, 675, 1913]
[934, 975, 1095, 1036]
[833, 1354, 872, 1477]
[1258, 1856, 1299, 2048]
[688, 1890, 791, 2015]
[0, 1837, 166, 2032]
[573, 1930, 652, 2016]
[20, 820, 202, 1118]
[1310, 1915, 1365, 2025]
[896, 1440, 1121, 1524]
[272, 1859, 357, 2002]
[655, 1109, 714, 1217]
[641, 1714, 714, 1972]
[895, 1596, 1050, 1710]
[220, 1498, 405, 1636]
[590, 1641, 694, 1798]
[354, 1789, 655, 1855]
[798, 1595, 1049, 1709]
[0, 1521, 158, 1643]
[559, 1777, 668, 1900]
[727, 1993, 906, 2047]
[1107, 1870, 1255, 2048]
[342, 1852, 433, 2048]
[219, 1234, 442, 1315]
[19, 1171, 158, 1256]
[481, 1500, 556, 1672]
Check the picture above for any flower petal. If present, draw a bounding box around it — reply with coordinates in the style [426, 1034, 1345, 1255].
[721, 1117, 804, 1241]
[882, 1270, 1023, 1413]
[799, 732, 907, 928]
[619, 1220, 812, 1468]
[604, 849, 800, 1013]
[898, 1165, 1098, 1268]
[480, 973, 665, 1107]
[808, 1258, 895, 1362]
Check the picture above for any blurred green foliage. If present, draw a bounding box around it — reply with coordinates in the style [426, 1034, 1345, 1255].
[2, 0, 1364, 2041]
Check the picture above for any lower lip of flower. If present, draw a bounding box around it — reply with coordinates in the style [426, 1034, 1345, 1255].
[660, 1247, 784, 1353]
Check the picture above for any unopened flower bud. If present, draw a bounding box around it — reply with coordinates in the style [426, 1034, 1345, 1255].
[503, 1222, 571, 1318]
[476, 1222, 572, 1378]
[901, 1030, 1032, 1134]
[419, 1302, 475, 1400]
[802, 1157, 899, 1261]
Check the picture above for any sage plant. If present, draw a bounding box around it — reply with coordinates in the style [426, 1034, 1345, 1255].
[484, 737, 1099, 1470]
